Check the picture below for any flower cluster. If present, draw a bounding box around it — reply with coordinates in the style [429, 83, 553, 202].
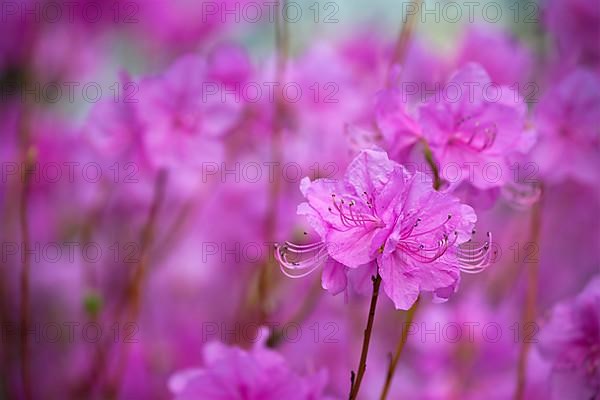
[0, 0, 598, 399]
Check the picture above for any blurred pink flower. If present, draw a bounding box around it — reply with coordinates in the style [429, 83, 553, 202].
[373, 88, 422, 158]
[544, 0, 600, 68]
[169, 331, 328, 400]
[137, 54, 239, 170]
[531, 68, 600, 186]
[418, 63, 531, 190]
[455, 25, 533, 86]
[538, 276, 600, 399]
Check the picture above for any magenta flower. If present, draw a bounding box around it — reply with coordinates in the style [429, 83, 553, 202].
[137, 52, 244, 172]
[169, 331, 328, 400]
[538, 276, 600, 399]
[276, 149, 491, 309]
[376, 174, 482, 309]
[544, 0, 600, 67]
[531, 68, 600, 186]
[418, 63, 531, 189]
[455, 25, 533, 86]
[374, 89, 422, 158]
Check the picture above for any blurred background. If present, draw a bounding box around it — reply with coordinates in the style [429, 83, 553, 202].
[1, 0, 599, 399]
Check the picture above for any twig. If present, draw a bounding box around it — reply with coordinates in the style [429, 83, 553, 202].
[387, 0, 424, 86]
[349, 273, 382, 400]
[19, 146, 35, 400]
[257, 0, 290, 321]
[104, 169, 168, 399]
[514, 195, 543, 400]
[380, 298, 420, 399]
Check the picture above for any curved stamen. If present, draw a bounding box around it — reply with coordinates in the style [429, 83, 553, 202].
[329, 193, 382, 230]
[398, 216, 421, 240]
[398, 232, 458, 264]
[452, 117, 497, 153]
[458, 232, 494, 273]
[274, 241, 329, 279]
[282, 241, 326, 252]
[409, 215, 453, 238]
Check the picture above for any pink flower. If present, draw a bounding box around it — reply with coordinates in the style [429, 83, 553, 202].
[531, 68, 600, 186]
[544, 0, 600, 68]
[84, 72, 143, 159]
[374, 89, 422, 158]
[418, 63, 530, 189]
[538, 276, 600, 399]
[137, 54, 241, 171]
[376, 173, 482, 309]
[455, 25, 533, 86]
[277, 149, 491, 310]
[169, 331, 328, 400]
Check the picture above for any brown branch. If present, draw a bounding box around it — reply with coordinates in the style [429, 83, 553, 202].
[18, 147, 35, 400]
[257, 0, 290, 321]
[349, 273, 382, 400]
[514, 195, 543, 400]
[387, 0, 424, 86]
[104, 168, 168, 399]
[380, 298, 420, 399]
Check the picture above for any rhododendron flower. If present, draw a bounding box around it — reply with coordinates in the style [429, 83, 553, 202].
[455, 25, 532, 86]
[169, 330, 328, 400]
[137, 52, 245, 173]
[418, 63, 531, 190]
[84, 72, 143, 159]
[374, 89, 422, 158]
[531, 68, 600, 186]
[544, 0, 600, 68]
[276, 149, 492, 309]
[538, 276, 600, 399]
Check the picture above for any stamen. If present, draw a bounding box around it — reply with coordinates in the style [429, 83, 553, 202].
[274, 241, 329, 279]
[459, 232, 494, 273]
[409, 214, 452, 238]
[328, 193, 382, 230]
[451, 116, 497, 153]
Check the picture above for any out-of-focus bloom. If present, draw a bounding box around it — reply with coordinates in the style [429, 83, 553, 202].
[137, 53, 241, 172]
[531, 68, 600, 187]
[418, 63, 531, 190]
[348, 37, 449, 159]
[169, 331, 328, 400]
[277, 149, 492, 309]
[538, 276, 600, 399]
[84, 46, 251, 194]
[84, 72, 143, 159]
[544, 0, 600, 68]
[455, 25, 532, 86]
[373, 89, 422, 158]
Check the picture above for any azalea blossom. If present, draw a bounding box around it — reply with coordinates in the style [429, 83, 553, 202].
[531, 68, 600, 186]
[169, 330, 328, 400]
[454, 25, 533, 86]
[418, 63, 532, 190]
[136, 53, 243, 172]
[544, 0, 600, 68]
[276, 148, 492, 309]
[538, 276, 600, 399]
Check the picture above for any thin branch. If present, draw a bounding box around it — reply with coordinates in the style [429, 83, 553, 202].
[349, 273, 382, 400]
[514, 194, 543, 400]
[380, 298, 420, 399]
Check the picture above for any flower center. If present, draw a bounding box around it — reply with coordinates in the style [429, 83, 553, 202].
[327, 192, 384, 230]
[450, 115, 497, 152]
